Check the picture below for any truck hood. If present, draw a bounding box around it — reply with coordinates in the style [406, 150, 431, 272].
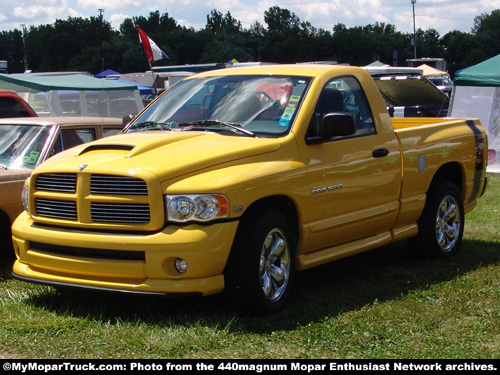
[39, 131, 282, 180]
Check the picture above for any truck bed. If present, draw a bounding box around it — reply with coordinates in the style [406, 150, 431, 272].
[391, 117, 467, 129]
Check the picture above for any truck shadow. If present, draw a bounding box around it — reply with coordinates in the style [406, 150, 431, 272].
[3, 238, 499, 333]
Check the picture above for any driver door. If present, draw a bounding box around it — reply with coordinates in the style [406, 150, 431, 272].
[302, 76, 402, 253]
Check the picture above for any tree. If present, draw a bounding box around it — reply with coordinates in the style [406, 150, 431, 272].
[416, 28, 445, 58]
[471, 10, 500, 56]
[206, 10, 241, 34]
[0, 29, 25, 72]
[441, 30, 481, 76]
[201, 10, 250, 62]
[1, 7, 498, 77]
[165, 27, 207, 64]
[264, 6, 300, 36]
[261, 6, 319, 63]
[332, 24, 374, 65]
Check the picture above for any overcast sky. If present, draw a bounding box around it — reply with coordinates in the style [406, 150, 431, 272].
[1, 0, 499, 35]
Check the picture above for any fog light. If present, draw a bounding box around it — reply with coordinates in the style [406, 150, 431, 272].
[174, 258, 188, 274]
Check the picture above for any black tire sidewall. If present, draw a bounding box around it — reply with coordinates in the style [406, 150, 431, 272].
[224, 208, 296, 314]
[414, 180, 464, 259]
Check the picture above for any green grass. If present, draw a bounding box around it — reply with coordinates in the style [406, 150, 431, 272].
[1, 175, 499, 359]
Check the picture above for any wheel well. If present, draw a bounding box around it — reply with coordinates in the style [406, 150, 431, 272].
[242, 196, 299, 245]
[431, 162, 463, 193]
[0, 210, 13, 253]
[0, 210, 11, 234]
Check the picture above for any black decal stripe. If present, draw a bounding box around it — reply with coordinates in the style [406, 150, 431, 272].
[466, 119, 486, 203]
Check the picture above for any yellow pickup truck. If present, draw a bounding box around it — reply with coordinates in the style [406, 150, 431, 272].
[11, 65, 488, 314]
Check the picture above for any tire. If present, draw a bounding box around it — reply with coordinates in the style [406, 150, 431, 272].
[224, 208, 296, 315]
[409, 180, 464, 259]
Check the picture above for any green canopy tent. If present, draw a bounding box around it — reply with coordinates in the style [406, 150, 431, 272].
[450, 54, 500, 172]
[0, 73, 144, 118]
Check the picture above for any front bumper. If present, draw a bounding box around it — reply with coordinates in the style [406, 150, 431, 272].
[12, 211, 239, 296]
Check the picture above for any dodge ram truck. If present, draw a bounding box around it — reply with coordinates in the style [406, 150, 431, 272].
[11, 65, 488, 314]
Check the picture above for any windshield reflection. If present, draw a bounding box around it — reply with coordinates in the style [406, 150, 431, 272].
[0, 125, 50, 169]
[125, 74, 311, 137]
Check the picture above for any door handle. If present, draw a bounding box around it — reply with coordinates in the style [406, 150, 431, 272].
[372, 148, 389, 158]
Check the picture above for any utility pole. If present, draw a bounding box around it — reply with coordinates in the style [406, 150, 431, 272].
[411, 0, 417, 59]
[20, 24, 28, 72]
[99, 9, 105, 72]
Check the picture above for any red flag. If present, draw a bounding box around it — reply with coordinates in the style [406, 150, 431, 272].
[137, 26, 169, 62]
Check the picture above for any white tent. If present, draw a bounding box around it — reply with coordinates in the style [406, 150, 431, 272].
[0, 73, 144, 118]
[450, 55, 500, 173]
[418, 64, 448, 77]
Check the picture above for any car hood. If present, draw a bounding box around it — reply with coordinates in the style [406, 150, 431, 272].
[37, 131, 282, 181]
[0, 168, 32, 183]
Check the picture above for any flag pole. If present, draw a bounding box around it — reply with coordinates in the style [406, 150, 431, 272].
[136, 24, 168, 97]
[148, 61, 158, 96]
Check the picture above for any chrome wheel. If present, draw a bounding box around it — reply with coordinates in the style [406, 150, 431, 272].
[259, 228, 291, 302]
[409, 180, 464, 259]
[225, 208, 296, 314]
[435, 195, 461, 252]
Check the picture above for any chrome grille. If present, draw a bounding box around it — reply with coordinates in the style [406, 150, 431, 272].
[91, 202, 150, 223]
[91, 175, 148, 195]
[35, 199, 77, 220]
[35, 173, 76, 192]
[34, 173, 152, 225]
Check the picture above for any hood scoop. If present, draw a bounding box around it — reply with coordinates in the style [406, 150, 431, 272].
[79, 144, 135, 155]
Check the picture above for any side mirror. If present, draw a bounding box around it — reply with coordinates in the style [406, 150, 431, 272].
[122, 114, 136, 127]
[306, 113, 356, 145]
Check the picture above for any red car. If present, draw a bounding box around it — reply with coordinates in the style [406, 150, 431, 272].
[0, 89, 38, 118]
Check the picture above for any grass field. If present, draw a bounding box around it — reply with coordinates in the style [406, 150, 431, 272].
[0, 175, 498, 359]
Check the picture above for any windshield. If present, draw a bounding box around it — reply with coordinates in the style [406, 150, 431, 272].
[0, 125, 50, 169]
[125, 74, 311, 137]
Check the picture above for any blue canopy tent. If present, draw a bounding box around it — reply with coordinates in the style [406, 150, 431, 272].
[95, 69, 121, 79]
[115, 79, 155, 96]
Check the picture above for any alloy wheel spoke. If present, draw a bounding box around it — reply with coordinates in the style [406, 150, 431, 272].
[269, 265, 285, 286]
[259, 228, 290, 301]
[436, 195, 461, 252]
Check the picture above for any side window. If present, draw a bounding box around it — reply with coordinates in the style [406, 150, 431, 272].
[0, 97, 32, 118]
[60, 128, 96, 150]
[308, 76, 375, 140]
[103, 128, 121, 137]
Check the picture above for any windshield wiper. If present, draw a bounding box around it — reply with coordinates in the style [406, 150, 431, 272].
[130, 121, 173, 131]
[178, 120, 257, 137]
[0, 163, 8, 170]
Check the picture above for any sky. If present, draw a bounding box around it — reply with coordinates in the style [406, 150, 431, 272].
[0, 0, 499, 36]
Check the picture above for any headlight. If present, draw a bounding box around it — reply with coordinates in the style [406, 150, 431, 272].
[166, 194, 229, 223]
[21, 183, 30, 213]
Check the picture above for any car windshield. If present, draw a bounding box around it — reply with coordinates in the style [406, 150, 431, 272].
[0, 125, 50, 169]
[124, 74, 311, 137]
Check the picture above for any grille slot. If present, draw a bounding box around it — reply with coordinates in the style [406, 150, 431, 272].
[35, 173, 76, 192]
[31, 242, 145, 261]
[91, 202, 150, 223]
[35, 199, 77, 220]
[91, 175, 148, 195]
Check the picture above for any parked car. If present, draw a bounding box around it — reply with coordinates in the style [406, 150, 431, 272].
[0, 117, 123, 260]
[0, 89, 37, 118]
[427, 76, 454, 97]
